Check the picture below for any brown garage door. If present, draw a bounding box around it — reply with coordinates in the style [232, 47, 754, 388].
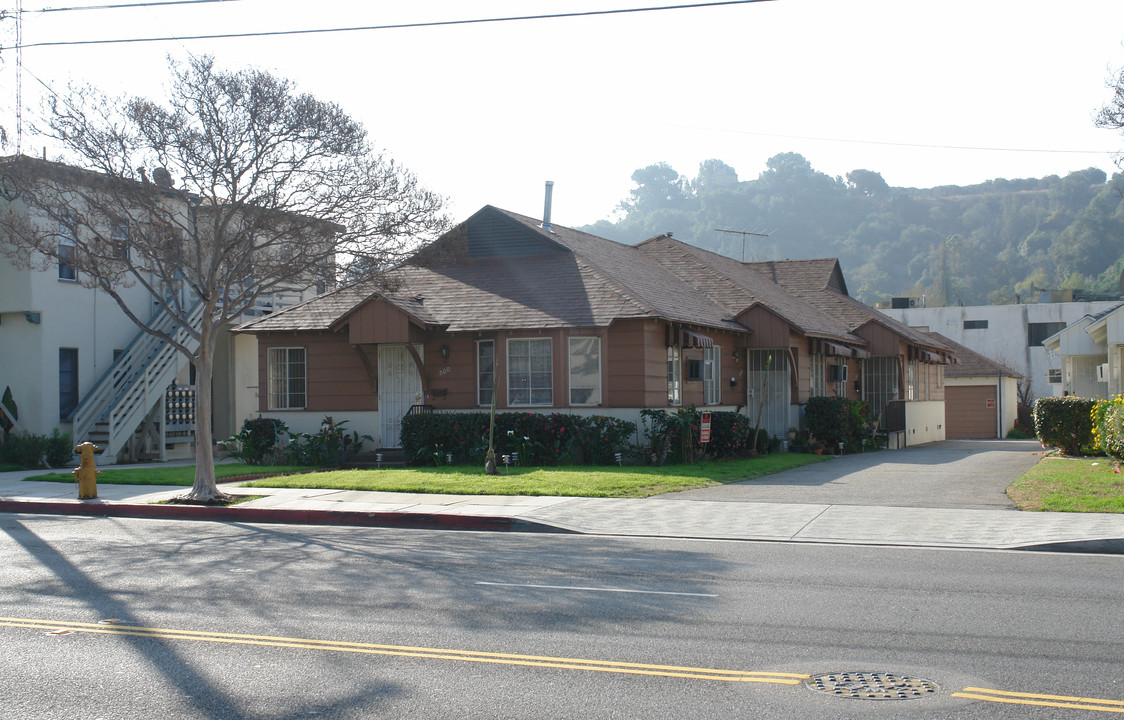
[945, 385, 997, 439]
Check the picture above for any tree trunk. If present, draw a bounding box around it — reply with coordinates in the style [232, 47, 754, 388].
[185, 329, 225, 502]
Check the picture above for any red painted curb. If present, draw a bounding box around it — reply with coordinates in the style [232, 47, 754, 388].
[0, 499, 520, 532]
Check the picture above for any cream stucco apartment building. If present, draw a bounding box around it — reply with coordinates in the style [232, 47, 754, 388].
[880, 298, 1121, 404]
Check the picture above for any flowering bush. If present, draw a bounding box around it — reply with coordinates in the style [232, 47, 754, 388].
[641, 407, 771, 464]
[1092, 396, 1124, 460]
[400, 412, 636, 467]
[1033, 396, 1098, 456]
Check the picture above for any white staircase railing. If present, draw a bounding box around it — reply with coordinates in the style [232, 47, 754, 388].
[71, 302, 204, 458]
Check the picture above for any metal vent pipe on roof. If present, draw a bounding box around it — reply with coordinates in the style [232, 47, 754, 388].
[541, 180, 554, 233]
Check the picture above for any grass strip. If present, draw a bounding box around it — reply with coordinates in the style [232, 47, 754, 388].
[1007, 456, 1124, 513]
[241, 453, 828, 498]
[22, 465, 314, 486]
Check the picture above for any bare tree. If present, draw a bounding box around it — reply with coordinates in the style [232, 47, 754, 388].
[0, 56, 448, 501]
[1097, 63, 1124, 174]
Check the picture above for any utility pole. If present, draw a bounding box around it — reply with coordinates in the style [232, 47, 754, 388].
[714, 228, 772, 262]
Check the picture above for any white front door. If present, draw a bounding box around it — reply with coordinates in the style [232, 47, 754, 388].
[378, 344, 423, 448]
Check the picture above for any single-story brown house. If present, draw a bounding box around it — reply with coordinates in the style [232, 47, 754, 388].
[236, 205, 955, 448]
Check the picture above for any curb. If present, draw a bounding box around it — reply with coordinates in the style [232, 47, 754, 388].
[0, 499, 572, 534]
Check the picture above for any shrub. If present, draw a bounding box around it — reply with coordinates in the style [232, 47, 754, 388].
[804, 396, 871, 453]
[1092, 396, 1124, 460]
[641, 407, 769, 464]
[44, 429, 74, 467]
[0, 433, 46, 468]
[284, 416, 371, 467]
[1033, 396, 1098, 456]
[400, 412, 636, 467]
[228, 417, 289, 464]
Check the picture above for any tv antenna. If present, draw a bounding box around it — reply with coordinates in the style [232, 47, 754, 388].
[714, 228, 772, 262]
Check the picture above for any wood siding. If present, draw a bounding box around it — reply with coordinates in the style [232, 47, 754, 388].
[257, 332, 377, 413]
[605, 319, 666, 408]
[737, 306, 790, 348]
[347, 299, 423, 345]
[857, 322, 905, 357]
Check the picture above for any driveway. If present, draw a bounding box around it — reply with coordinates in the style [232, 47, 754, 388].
[659, 439, 1044, 510]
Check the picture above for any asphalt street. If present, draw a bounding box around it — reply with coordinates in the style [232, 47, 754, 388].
[2, 514, 1123, 719]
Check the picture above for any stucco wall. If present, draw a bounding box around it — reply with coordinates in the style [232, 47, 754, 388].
[881, 301, 1119, 404]
[904, 400, 945, 446]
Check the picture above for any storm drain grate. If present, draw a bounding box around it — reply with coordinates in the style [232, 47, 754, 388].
[806, 672, 939, 701]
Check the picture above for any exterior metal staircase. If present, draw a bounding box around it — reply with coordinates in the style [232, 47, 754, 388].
[71, 302, 204, 461]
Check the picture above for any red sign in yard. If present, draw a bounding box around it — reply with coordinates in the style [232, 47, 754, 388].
[700, 412, 712, 443]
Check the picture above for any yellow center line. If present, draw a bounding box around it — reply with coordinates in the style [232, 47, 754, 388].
[0, 617, 807, 685]
[953, 687, 1124, 713]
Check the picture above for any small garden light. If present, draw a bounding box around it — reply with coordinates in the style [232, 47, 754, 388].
[511, 451, 519, 466]
[446, 453, 453, 465]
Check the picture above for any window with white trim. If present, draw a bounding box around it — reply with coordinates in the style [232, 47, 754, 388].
[667, 346, 682, 406]
[568, 337, 601, 405]
[267, 347, 306, 410]
[508, 338, 552, 406]
[703, 345, 721, 405]
[477, 340, 494, 406]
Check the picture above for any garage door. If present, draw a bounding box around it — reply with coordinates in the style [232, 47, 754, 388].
[945, 385, 997, 439]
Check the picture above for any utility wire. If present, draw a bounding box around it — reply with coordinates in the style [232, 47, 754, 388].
[12, 0, 774, 49]
[662, 122, 1115, 156]
[25, 0, 240, 13]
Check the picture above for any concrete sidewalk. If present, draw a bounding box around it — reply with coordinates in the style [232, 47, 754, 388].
[2, 459, 1124, 554]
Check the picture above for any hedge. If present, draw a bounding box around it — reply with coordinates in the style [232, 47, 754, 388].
[400, 412, 636, 466]
[1033, 396, 1098, 456]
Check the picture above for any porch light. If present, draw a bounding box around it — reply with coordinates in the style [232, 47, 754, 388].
[440, 344, 450, 361]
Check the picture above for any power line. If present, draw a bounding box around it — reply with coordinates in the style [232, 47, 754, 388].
[24, 0, 241, 13]
[668, 122, 1116, 156]
[11, 0, 774, 49]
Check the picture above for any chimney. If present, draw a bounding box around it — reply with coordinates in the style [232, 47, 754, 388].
[541, 180, 554, 233]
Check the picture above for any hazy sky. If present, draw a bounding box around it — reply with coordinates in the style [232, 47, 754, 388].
[5, 0, 1124, 227]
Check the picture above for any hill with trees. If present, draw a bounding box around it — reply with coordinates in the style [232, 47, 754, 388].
[582, 154, 1124, 306]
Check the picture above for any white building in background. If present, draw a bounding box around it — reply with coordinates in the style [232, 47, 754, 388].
[880, 299, 1121, 403]
[1042, 304, 1124, 399]
[0, 156, 319, 462]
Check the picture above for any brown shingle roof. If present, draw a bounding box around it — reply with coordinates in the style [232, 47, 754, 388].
[637, 236, 866, 345]
[238, 206, 748, 336]
[747, 259, 954, 354]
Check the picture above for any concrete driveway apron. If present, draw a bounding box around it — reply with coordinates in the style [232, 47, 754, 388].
[656, 439, 1044, 510]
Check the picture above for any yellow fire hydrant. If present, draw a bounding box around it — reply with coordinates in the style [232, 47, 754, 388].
[73, 442, 101, 499]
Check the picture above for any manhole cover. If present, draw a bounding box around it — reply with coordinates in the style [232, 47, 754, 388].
[806, 671, 939, 700]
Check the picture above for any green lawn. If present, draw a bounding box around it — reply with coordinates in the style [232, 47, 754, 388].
[1007, 456, 1124, 513]
[23, 464, 313, 486]
[23, 453, 827, 497]
[241, 453, 828, 498]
